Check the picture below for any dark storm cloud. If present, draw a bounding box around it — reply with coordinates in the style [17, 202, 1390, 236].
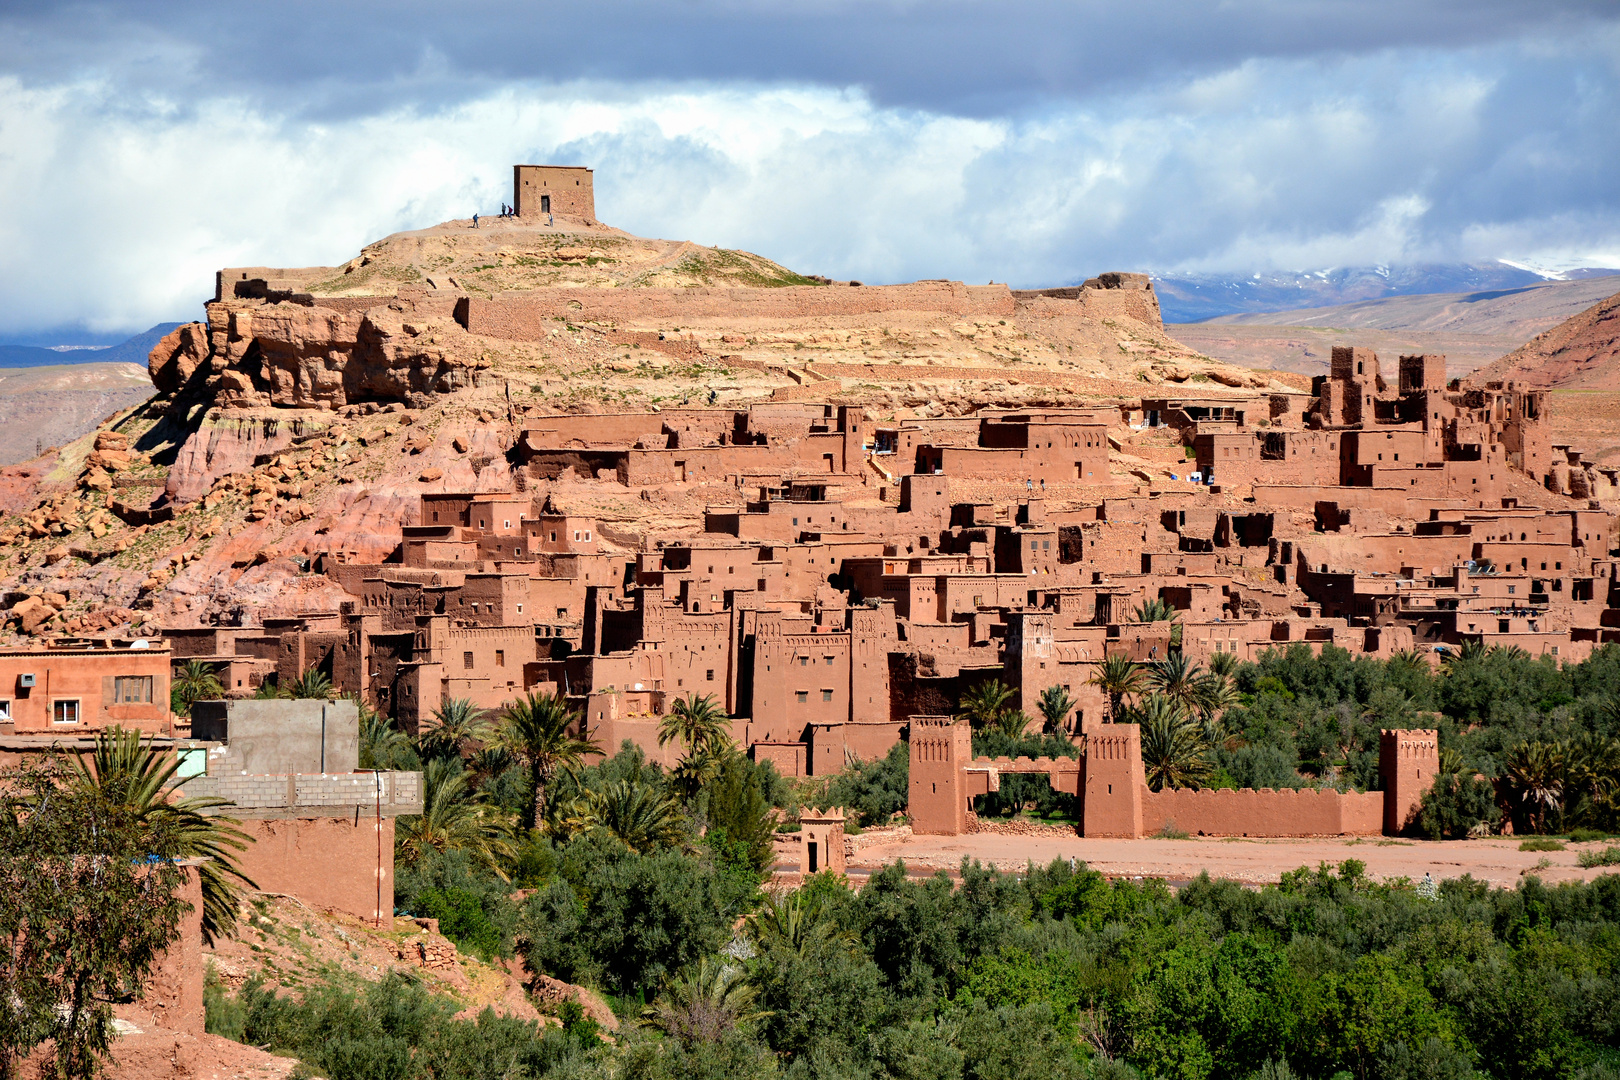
[2, 1, 1619, 339]
[2, 0, 1617, 116]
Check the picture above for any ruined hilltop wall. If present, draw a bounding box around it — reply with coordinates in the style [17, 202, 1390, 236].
[457, 282, 1017, 341]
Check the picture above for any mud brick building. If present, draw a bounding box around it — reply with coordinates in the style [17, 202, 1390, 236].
[157, 336, 1620, 842]
[0, 637, 173, 735]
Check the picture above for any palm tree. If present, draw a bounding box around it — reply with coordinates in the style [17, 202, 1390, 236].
[396, 758, 515, 878]
[493, 691, 601, 829]
[1502, 740, 1565, 834]
[956, 679, 1017, 730]
[748, 889, 846, 954]
[419, 697, 489, 760]
[1563, 733, 1620, 828]
[1145, 654, 1204, 714]
[562, 779, 688, 853]
[1037, 684, 1078, 734]
[67, 727, 256, 942]
[358, 701, 415, 771]
[990, 709, 1034, 740]
[1386, 649, 1430, 680]
[282, 667, 334, 700]
[1193, 672, 1240, 746]
[1134, 597, 1178, 623]
[1134, 694, 1213, 792]
[659, 693, 734, 797]
[172, 660, 223, 716]
[1441, 639, 1491, 670]
[1089, 654, 1144, 723]
[642, 957, 769, 1046]
[1205, 650, 1240, 682]
[659, 693, 734, 758]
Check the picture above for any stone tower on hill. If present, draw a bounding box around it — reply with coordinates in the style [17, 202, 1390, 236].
[513, 165, 594, 220]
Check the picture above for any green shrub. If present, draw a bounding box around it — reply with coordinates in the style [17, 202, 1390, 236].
[822, 742, 909, 827]
[1568, 827, 1612, 844]
[395, 849, 519, 959]
[416, 887, 508, 960]
[1519, 837, 1566, 852]
[1578, 846, 1620, 868]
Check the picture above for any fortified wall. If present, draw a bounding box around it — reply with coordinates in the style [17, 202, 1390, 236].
[908, 715, 1438, 838]
[455, 281, 1018, 340]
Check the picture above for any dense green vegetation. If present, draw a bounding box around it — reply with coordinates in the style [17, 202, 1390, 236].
[202, 651, 1620, 1080]
[214, 855, 1620, 1080]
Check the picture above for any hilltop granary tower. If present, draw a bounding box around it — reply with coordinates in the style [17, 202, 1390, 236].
[513, 165, 595, 220]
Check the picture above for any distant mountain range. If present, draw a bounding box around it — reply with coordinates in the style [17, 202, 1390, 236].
[0, 323, 181, 369]
[1152, 263, 1620, 324]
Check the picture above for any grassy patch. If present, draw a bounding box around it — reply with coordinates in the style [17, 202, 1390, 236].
[1519, 837, 1566, 852]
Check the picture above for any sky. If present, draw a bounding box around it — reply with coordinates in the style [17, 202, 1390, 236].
[2, 1, 1619, 343]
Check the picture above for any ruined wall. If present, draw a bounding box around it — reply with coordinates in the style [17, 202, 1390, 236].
[457, 281, 1017, 341]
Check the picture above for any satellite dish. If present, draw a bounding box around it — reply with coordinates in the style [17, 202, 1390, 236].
[130, 639, 151, 649]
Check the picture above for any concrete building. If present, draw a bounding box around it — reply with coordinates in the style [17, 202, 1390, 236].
[188, 699, 422, 925]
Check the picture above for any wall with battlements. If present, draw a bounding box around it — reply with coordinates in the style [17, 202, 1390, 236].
[907, 717, 1436, 839]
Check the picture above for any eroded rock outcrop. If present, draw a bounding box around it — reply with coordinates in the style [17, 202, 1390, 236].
[147, 322, 212, 394]
[178, 301, 488, 411]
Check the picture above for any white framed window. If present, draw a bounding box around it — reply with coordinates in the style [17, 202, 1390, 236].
[113, 675, 154, 703]
[53, 699, 80, 724]
[0, 700, 10, 722]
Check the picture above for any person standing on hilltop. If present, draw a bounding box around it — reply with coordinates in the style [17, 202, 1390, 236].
[473, 213, 479, 228]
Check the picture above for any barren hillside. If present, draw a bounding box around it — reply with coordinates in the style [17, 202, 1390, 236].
[1467, 285, 1620, 391]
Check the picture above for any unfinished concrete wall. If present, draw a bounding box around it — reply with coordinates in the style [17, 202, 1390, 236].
[191, 699, 359, 775]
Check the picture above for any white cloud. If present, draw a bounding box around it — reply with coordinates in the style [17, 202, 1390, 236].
[0, 38, 1618, 338]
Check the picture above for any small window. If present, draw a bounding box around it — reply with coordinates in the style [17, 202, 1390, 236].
[504, 520, 511, 529]
[53, 700, 79, 725]
[113, 675, 154, 703]
[463, 651, 474, 670]
[825, 656, 834, 665]
[0, 700, 10, 722]
[799, 656, 808, 666]
[495, 650, 505, 668]
[796, 691, 809, 703]
[584, 531, 591, 541]
[550, 531, 557, 542]
[557, 607, 568, 619]
[821, 689, 833, 701]
[706, 669, 715, 681]
[517, 604, 524, 614]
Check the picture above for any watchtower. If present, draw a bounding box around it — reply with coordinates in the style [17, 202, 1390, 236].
[1379, 728, 1440, 833]
[908, 716, 973, 835]
[799, 807, 847, 875]
[513, 165, 595, 220]
[1083, 722, 1144, 837]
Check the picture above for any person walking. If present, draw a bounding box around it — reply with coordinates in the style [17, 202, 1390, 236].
[472, 213, 479, 228]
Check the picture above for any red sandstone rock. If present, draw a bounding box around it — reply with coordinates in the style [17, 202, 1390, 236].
[147, 322, 211, 395]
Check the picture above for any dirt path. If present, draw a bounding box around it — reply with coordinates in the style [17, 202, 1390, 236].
[845, 832, 1619, 890]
